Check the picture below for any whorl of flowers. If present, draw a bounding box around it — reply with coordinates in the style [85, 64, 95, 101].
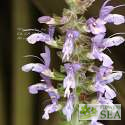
[22, 0, 125, 125]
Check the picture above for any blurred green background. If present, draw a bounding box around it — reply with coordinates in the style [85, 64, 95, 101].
[0, 0, 125, 125]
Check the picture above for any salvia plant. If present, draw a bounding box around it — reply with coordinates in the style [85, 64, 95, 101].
[22, 0, 125, 125]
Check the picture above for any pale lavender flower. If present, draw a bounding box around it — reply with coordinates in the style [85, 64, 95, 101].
[38, 15, 69, 25]
[100, 71, 122, 85]
[62, 30, 79, 61]
[94, 66, 123, 100]
[98, 66, 113, 77]
[91, 33, 105, 49]
[99, 0, 125, 19]
[95, 66, 113, 83]
[28, 75, 60, 102]
[63, 63, 81, 98]
[28, 76, 61, 120]
[28, 82, 60, 102]
[28, 82, 61, 120]
[102, 36, 125, 48]
[42, 103, 62, 120]
[86, 18, 106, 35]
[29, 82, 61, 120]
[100, 0, 125, 24]
[104, 14, 125, 25]
[38, 16, 56, 25]
[88, 33, 125, 66]
[63, 93, 74, 121]
[89, 44, 113, 67]
[88, 33, 124, 67]
[27, 33, 51, 44]
[22, 46, 54, 77]
[95, 83, 116, 100]
[46, 87, 60, 104]
[28, 83, 48, 94]
[86, 0, 125, 35]
[27, 26, 57, 47]
[92, 33, 125, 50]
[100, 52, 113, 67]
[95, 66, 123, 85]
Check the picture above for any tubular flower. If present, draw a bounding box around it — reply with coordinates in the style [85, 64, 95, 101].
[28, 73, 61, 119]
[91, 33, 125, 50]
[42, 103, 62, 120]
[22, 46, 54, 78]
[62, 30, 79, 61]
[63, 63, 81, 98]
[63, 93, 75, 121]
[86, 0, 125, 35]
[88, 33, 125, 67]
[38, 16, 56, 25]
[94, 65, 123, 105]
[28, 83, 60, 103]
[27, 23, 57, 47]
[38, 15, 69, 25]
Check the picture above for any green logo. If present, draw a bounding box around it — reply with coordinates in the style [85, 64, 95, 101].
[79, 104, 121, 120]
[79, 104, 97, 119]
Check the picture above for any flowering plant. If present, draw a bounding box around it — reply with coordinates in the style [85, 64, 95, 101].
[22, 0, 125, 125]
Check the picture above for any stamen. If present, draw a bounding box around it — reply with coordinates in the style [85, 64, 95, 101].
[101, 0, 111, 8]
[114, 4, 125, 9]
[109, 33, 125, 38]
[109, 84, 117, 93]
[23, 55, 45, 63]
[107, 48, 112, 53]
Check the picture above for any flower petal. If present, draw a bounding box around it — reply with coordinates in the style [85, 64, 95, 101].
[42, 104, 62, 120]
[112, 71, 123, 80]
[22, 63, 35, 72]
[40, 46, 50, 67]
[92, 33, 105, 47]
[101, 53, 113, 67]
[22, 63, 46, 73]
[38, 16, 55, 25]
[41, 74, 52, 86]
[98, 96, 113, 104]
[62, 30, 79, 61]
[28, 83, 47, 94]
[27, 33, 51, 44]
[103, 71, 122, 84]
[104, 85, 116, 99]
[72, 63, 81, 72]
[87, 18, 106, 35]
[99, 0, 114, 19]
[103, 36, 125, 48]
[95, 83, 105, 93]
[63, 93, 74, 121]
[104, 14, 125, 25]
